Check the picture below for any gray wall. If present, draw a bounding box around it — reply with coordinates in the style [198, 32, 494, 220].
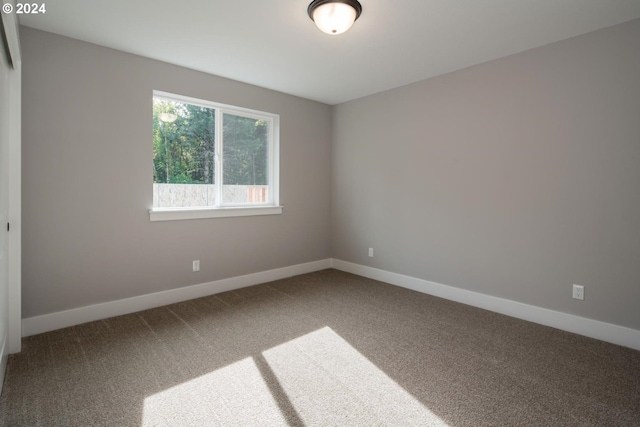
[21, 27, 332, 318]
[332, 19, 640, 330]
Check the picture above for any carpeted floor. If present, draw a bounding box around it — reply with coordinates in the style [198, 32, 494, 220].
[1, 269, 639, 426]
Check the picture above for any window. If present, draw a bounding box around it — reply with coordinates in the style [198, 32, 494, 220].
[149, 91, 281, 221]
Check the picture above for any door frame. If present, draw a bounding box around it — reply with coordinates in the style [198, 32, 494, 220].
[2, 2, 22, 355]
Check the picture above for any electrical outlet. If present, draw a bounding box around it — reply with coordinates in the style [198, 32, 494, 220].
[572, 284, 584, 300]
[193, 260, 200, 272]
[368, 248, 374, 257]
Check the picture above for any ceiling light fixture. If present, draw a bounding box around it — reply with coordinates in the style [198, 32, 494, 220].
[308, 0, 362, 35]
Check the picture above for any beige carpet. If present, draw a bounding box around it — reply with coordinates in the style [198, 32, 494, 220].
[1, 269, 639, 426]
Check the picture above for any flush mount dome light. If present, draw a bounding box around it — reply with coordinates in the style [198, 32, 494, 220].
[308, 0, 362, 35]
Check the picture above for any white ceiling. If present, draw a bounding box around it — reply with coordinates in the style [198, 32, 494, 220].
[19, 0, 640, 105]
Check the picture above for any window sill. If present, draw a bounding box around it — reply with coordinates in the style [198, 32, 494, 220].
[149, 206, 283, 222]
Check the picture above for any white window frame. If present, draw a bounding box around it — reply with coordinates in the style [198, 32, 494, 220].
[149, 91, 281, 221]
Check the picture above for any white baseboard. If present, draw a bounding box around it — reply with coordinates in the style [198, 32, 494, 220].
[331, 259, 640, 351]
[21, 258, 640, 352]
[22, 259, 332, 337]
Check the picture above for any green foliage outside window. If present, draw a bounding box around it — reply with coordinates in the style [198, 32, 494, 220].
[153, 99, 268, 185]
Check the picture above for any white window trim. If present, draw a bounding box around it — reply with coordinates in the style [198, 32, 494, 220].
[149, 91, 281, 221]
[149, 205, 283, 222]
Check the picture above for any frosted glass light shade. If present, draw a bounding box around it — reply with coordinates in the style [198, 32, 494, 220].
[158, 113, 177, 123]
[308, 0, 362, 35]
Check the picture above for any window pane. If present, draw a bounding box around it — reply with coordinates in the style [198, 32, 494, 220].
[152, 98, 216, 208]
[151, 91, 279, 215]
[222, 113, 269, 205]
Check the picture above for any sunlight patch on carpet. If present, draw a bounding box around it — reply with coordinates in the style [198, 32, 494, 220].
[262, 326, 450, 426]
[142, 326, 449, 426]
[142, 357, 287, 426]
